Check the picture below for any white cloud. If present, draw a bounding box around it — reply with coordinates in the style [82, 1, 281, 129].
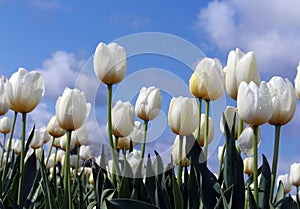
[196, 0, 300, 79]
[29, 102, 52, 128]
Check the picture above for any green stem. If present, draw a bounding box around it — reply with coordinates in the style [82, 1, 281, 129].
[75, 146, 81, 177]
[270, 125, 281, 202]
[204, 100, 210, 163]
[141, 120, 149, 159]
[2, 111, 17, 184]
[218, 143, 226, 178]
[18, 112, 27, 205]
[253, 125, 259, 204]
[297, 186, 300, 205]
[64, 130, 72, 209]
[45, 136, 55, 166]
[238, 118, 243, 139]
[177, 135, 183, 186]
[1, 133, 6, 166]
[196, 98, 202, 144]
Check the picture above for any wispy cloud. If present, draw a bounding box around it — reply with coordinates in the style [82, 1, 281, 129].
[195, 0, 300, 79]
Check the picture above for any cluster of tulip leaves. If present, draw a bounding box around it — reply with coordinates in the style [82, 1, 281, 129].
[0, 119, 299, 208]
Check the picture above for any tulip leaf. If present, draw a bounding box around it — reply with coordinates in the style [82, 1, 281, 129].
[131, 160, 147, 202]
[171, 167, 183, 209]
[273, 181, 284, 205]
[0, 199, 5, 209]
[106, 198, 159, 209]
[101, 189, 117, 209]
[186, 134, 219, 208]
[258, 155, 271, 209]
[7, 196, 21, 209]
[223, 113, 245, 209]
[154, 179, 170, 209]
[276, 195, 298, 209]
[145, 154, 156, 204]
[214, 185, 233, 209]
[187, 164, 200, 209]
[118, 158, 133, 198]
[247, 185, 258, 209]
[182, 166, 189, 209]
[153, 150, 164, 187]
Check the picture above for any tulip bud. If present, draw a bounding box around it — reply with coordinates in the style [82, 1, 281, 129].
[73, 125, 89, 146]
[93, 42, 127, 85]
[237, 81, 273, 126]
[112, 100, 135, 137]
[0, 76, 9, 115]
[60, 134, 75, 151]
[47, 116, 66, 138]
[294, 62, 300, 99]
[39, 126, 51, 144]
[30, 129, 44, 149]
[189, 58, 224, 101]
[5, 68, 45, 113]
[56, 150, 65, 163]
[79, 145, 91, 161]
[0, 116, 11, 134]
[243, 157, 254, 175]
[12, 139, 21, 155]
[172, 135, 190, 167]
[168, 96, 198, 136]
[116, 121, 143, 150]
[225, 49, 261, 100]
[277, 174, 292, 194]
[289, 163, 300, 186]
[237, 126, 261, 157]
[267, 76, 296, 125]
[193, 113, 214, 146]
[56, 88, 91, 131]
[135, 86, 162, 121]
[53, 137, 61, 148]
[220, 106, 242, 138]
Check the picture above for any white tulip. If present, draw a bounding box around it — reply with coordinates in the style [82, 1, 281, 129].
[193, 113, 214, 146]
[60, 134, 75, 151]
[267, 76, 296, 125]
[47, 116, 66, 138]
[5, 68, 45, 113]
[237, 81, 273, 126]
[56, 88, 91, 131]
[294, 62, 300, 99]
[168, 96, 198, 136]
[220, 106, 242, 138]
[93, 42, 127, 85]
[237, 126, 261, 157]
[243, 157, 254, 175]
[135, 86, 162, 121]
[189, 58, 224, 101]
[79, 145, 91, 161]
[0, 116, 11, 134]
[277, 174, 291, 194]
[30, 129, 44, 149]
[172, 135, 190, 167]
[0, 76, 9, 115]
[126, 149, 144, 176]
[289, 163, 300, 186]
[116, 121, 143, 150]
[111, 100, 135, 137]
[12, 139, 21, 155]
[73, 125, 89, 146]
[39, 126, 51, 144]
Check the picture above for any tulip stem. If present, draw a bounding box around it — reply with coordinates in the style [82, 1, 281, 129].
[297, 186, 300, 204]
[196, 98, 202, 144]
[18, 112, 27, 205]
[270, 125, 281, 202]
[218, 142, 226, 178]
[64, 130, 72, 209]
[45, 136, 55, 167]
[75, 145, 81, 177]
[204, 100, 210, 163]
[238, 118, 243, 139]
[253, 125, 259, 204]
[1, 133, 6, 166]
[177, 135, 183, 186]
[2, 111, 17, 185]
[141, 120, 149, 159]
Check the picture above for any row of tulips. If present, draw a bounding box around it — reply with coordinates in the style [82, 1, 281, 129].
[0, 40, 300, 208]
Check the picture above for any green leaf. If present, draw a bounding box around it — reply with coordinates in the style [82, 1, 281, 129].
[273, 181, 284, 205]
[145, 154, 156, 204]
[258, 155, 271, 209]
[101, 189, 117, 209]
[118, 158, 133, 198]
[171, 168, 183, 209]
[106, 198, 159, 209]
[153, 150, 164, 187]
[187, 164, 199, 209]
[155, 179, 170, 209]
[278, 195, 298, 209]
[247, 184, 258, 209]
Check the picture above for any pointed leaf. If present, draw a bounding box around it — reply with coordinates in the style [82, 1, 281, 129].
[106, 198, 159, 209]
[258, 155, 271, 209]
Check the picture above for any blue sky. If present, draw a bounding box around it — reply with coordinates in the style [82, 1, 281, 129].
[1, 0, 300, 177]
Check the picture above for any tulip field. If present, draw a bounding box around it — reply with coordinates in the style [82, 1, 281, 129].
[1, 42, 300, 209]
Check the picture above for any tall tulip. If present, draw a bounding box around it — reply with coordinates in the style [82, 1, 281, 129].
[135, 86, 162, 158]
[267, 76, 296, 199]
[168, 96, 198, 185]
[0, 76, 9, 115]
[277, 174, 292, 194]
[294, 62, 300, 98]
[55, 87, 90, 208]
[237, 81, 273, 203]
[237, 126, 261, 157]
[290, 163, 300, 199]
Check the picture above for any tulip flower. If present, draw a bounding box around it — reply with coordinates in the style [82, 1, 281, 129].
[290, 163, 300, 186]
[59, 133, 76, 151]
[277, 174, 292, 194]
[47, 116, 66, 138]
[30, 129, 44, 149]
[267, 76, 296, 199]
[0, 116, 11, 165]
[12, 139, 21, 155]
[93, 42, 127, 85]
[0, 76, 9, 115]
[126, 150, 144, 177]
[294, 62, 300, 99]
[73, 125, 89, 146]
[111, 100, 134, 138]
[220, 106, 243, 139]
[172, 135, 190, 167]
[79, 145, 91, 161]
[116, 121, 142, 150]
[237, 126, 261, 157]
[243, 157, 254, 175]
[224, 48, 261, 100]
[193, 113, 214, 146]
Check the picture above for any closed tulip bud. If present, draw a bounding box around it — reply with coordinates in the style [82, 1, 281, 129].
[39, 126, 51, 143]
[294, 62, 300, 98]
[135, 86, 162, 121]
[60, 134, 75, 151]
[116, 121, 142, 150]
[53, 137, 61, 148]
[225, 48, 261, 100]
[172, 135, 190, 167]
[289, 163, 300, 186]
[56, 150, 65, 163]
[56, 88, 91, 131]
[277, 174, 292, 194]
[12, 139, 21, 155]
[93, 42, 127, 85]
[237, 126, 261, 157]
[237, 81, 274, 126]
[35, 148, 43, 160]
[243, 157, 254, 175]
[73, 125, 89, 146]
[267, 76, 296, 125]
[168, 96, 198, 136]
[79, 145, 91, 161]
[193, 113, 214, 146]
[5, 68, 45, 113]
[189, 58, 224, 101]
[0, 76, 9, 115]
[220, 106, 242, 138]
[0, 116, 11, 134]
[112, 100, 135, 137]
[47, 116, 66, 138]
[30, 129, 44, 149]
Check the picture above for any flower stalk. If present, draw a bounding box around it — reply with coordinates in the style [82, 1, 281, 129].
[141, 120, 149, 159]
[177, 135, 183, 186]
[196, 98, 202, 144]
[64, 130, 72, 209]
[45, 136, 55, 166]
[253, 125, 259, 204]
[204, 100, 210, 162]
[1, 133, 6, 166]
